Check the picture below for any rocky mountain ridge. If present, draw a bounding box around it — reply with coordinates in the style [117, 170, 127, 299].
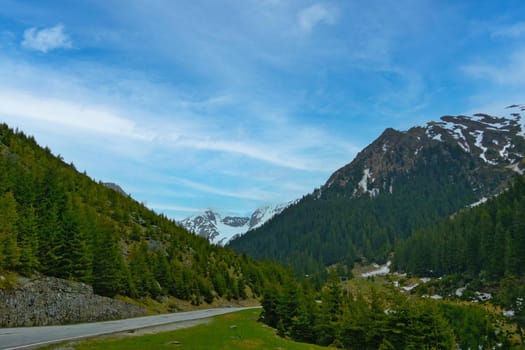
[317, 105, 525, 201]
[180, 201, 295, 245]
[229, 105, 525, 276]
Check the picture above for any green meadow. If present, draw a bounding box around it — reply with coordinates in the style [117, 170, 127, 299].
[47, 309, 332, 350]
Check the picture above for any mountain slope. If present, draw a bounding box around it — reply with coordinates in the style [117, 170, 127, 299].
[0, 123, 289, 304]
[229, 105, 525, 277]
[394, 174, 525, 280]
[180, 202, 295, 245]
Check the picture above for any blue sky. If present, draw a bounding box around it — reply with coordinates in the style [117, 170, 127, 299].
[1, 0, 524, 219]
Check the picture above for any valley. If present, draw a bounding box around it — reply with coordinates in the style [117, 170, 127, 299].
[2, 2, 525, 348]
[1, 106, 525, 349]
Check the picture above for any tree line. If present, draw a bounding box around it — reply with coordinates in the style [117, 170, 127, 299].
[394, 175, 525, 287]
[260, 274, 509, 349]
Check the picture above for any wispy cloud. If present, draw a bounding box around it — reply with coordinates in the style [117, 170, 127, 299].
[297, 4, 338, 33]
[6, 0, 502, 219]
[21, 24, 72, 53]
[0, 88, 151, 140]
[462, 47, 525, 85]
[173, 137, 318, 171]
[491, 22, 525, 39]
[148, 203, 206, 214]
[170, 177, 276, 201]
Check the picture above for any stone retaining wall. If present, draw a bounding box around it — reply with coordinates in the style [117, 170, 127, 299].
[0, 276, 146, 327]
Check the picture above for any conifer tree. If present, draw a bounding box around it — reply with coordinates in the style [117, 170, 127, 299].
[0, 191, 20, 269]
[16, 205, 39, 275]
[92, 220, 126, 297]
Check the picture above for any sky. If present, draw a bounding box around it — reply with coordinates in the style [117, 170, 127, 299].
[1, 0, 524, 220]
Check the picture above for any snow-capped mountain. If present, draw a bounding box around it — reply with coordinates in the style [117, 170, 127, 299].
[229, 104, 525, 274]
[317, 104, 525, 200]
[180, 201, 295, 245]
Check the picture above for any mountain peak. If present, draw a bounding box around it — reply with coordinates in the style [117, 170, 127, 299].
[180, 201, 296, 245]
[229, 105, 525, 278]
[319, 107, 525, 201]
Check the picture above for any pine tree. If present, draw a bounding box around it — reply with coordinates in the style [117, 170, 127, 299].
[128, 241, 160, 298]
[16, 205, 39, 275]
[92, 220, 125, 297]
[54, 199, 90, 281]
[0, 191, 20, 269]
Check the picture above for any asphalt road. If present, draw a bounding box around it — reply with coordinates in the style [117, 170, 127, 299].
[0, 307, 257, 349]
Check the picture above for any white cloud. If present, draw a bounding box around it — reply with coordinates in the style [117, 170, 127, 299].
[0, 57, 357, 177]
[462, 48, 525, 85]
[170, 177, 276, 201]
[297, 3, 338, 33]
[148, 203, 206, 214]
[21, 24, 72, 53]
[174, 137, 315, 171]
[491, 22, 525, 39]
[0, 88, 151, 140]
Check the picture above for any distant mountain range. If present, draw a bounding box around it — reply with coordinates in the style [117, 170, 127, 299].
[229, 105, 525, 276]
[180, 201, 296, 245]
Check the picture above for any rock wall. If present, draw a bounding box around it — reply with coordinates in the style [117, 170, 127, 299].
[0, 276, 146, 327]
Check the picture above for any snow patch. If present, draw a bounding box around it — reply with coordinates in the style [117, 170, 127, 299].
[361, 261, 391, 277]
[473, 130, 497, 165]
[358, 168, 370, 193]
[475, 292, 492, 302]
[457, 141, 470, 153]
[402, 283, 419, 292]
[507, 162, 524, 175]
[469, 197, 488, 208]
[503, 310, 515, 318]
[455, 287, 466, 297]
[354, 168, 380, 198]
[499, 140, 512, 160]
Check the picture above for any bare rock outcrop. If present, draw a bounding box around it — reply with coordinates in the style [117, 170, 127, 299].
[0, 275, 146, 327]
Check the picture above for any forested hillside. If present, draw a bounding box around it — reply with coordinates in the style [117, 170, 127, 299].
[0, 123, 288, 303]
[230, 142, 477, 278]
[230, 109, 525, 278]
[260, 275, 512, 349]
[395, 175, 525, 281]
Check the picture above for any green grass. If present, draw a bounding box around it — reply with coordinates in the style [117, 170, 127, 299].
[51, 309, 332, 350]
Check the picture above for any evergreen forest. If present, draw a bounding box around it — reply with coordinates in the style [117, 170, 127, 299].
[0, 123, 289, 303]
[230, 143, 480, 279]
[2, 122, 525, 349]
[260, 274, 513, 349]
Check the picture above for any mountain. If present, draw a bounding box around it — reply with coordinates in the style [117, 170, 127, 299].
[318, 105, 525, 201]
[103, 182, 127, 196]
[229, 105, 525, 277]
[0, 123, 290, 305]
[180, 202, 295, 245]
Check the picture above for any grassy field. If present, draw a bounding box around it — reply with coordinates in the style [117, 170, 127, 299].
[46, 309, 332, 350]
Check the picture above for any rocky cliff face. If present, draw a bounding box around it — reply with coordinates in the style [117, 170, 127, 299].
[0, 275, 146, 327]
